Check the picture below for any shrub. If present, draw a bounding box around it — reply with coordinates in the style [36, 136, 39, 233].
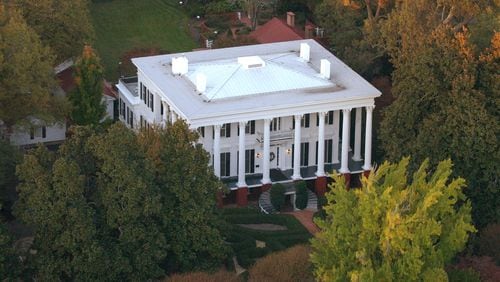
[167, 269, 241, 282]
[270, 184, 286, 211]
[248, 245, 314, 282]
[447, 268, 481, 282]
[454, 256, 500, 282]
[478, 223, 500, 264]
[295, 181, 308, 210]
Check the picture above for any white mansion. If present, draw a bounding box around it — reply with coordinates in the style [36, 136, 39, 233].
[117, 39, 380, 205]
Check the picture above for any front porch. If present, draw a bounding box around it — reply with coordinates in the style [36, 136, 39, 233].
[222, 154, 364, 190]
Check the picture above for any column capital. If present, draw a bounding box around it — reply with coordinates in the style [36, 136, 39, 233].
[318, 111, 327, 117]
[365, 105, 375, 112]
[263, 118, 272, 124]
[342, 108, 352, 114]
[213, 124, 222, 130]
[239, 121, 247, 127]
[294, 114, 303, 120]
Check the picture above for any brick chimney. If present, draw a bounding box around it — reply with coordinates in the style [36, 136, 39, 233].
[305, 24, 314, 39]
[286, 12, 295, 27]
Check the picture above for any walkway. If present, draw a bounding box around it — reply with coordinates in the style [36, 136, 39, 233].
[285, 210, 320, 235]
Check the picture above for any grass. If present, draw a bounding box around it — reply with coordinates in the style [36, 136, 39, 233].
[90, 0, 197, 81]
[221, 207, 312, 268]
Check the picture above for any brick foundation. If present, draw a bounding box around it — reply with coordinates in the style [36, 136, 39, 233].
[261, 183, 272, 192]
[363, 170, 371, 178]
[216, 190, 224, 208]
[315, 176, 327, 196]
[342, 173, 351, 189]
[236, 187, 248, 206]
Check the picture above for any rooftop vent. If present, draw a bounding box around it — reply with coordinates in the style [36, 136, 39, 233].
[196, 73, 207, 93]
[300, 43, 310, 62]
[237, 56, 266, 69]
[172, 56, 188, 75]
[320, 59, 331, 79]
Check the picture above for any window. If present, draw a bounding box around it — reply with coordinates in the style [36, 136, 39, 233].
[126, 107, 129, 122]
[245, 149, 255, 173]
[30, 127, 34, 140]
[220, 152, 231, 177]
[246, 120, 255, 135]
[301, 114, 310, 128]
[316, 111, 335, 126]
[149, 93, 154, 111]
[327, 111, 334, 124]
[316, 139, 333, 164]
[129, 111, 134, 128]
[121, 100, 126, 117]
[42, 126, 46, 138]
[270, 117, 280, 131]
[221, 123, 231, 138]
[139, 83, 143, 100]
[160, 102, 164, 115]
[238, 120, 256, 136]
[141, 84, 147, 104]
[300, 142, 309, 166]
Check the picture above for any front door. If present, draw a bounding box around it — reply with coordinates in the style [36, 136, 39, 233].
[270, 146, 281, 169]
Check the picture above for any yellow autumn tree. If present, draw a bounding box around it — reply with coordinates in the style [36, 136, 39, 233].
[311, 158, 476, 281]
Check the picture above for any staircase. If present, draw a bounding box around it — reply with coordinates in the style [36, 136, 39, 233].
[258, 185, 319, 214]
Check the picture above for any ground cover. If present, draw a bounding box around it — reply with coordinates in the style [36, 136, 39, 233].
[90, 0, 197, 81]
[221, 207, 312, 268]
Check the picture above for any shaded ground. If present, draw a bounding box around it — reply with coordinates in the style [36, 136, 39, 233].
[90, 0, 197, 81]
[237, 223, 287, 231]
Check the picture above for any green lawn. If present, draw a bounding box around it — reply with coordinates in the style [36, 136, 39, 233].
[221, 207, 312, 268]
[90, 0, 197, 81]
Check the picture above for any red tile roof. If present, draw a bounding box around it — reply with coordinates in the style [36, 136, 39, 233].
[250, 17, 304, 44]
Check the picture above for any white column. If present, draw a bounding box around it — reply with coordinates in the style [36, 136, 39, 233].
[353, 107, 362, 161]
[316, 112, 326, 177]
[171, 111, 177, 124]
[363, 106, 374, 171]
[292, 115, 302, 180]
[332, 110, 340, 164]
[339, 108, 351, 174]
[213, 125, 221, 178]
[237, 121, 247, 187]
[262, 119, 271, 184]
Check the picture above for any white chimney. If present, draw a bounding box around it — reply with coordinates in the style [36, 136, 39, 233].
[320, 59, 331, 79]
[286, 12, 295, 27]
[300, 43, 310, 62]
[172, 56, 188, 75]
[196, 73, 207, 93]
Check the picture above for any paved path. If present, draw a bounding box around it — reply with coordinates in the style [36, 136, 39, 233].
[285, 210, 320, 236]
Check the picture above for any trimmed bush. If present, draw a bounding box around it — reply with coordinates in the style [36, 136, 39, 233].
[167, 269, 241, 282]
[478, 223, 500, 264]
[447, 268, 481, 282]
[270, 183, 286, 211]
[295, 181, 308, 210]
[248, 245, 314, 282]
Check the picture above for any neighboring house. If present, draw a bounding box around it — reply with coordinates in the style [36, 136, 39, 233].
[250, 12, 318, 44]
[9, 60, 116, 148]
[116, 39, 380, 205]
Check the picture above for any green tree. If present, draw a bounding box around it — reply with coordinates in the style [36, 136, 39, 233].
[69, 45, 107, 126]
[138, 121, 228, 272]
[15, 146, 110, 280]
[379, 2, 499, 227]
[0, 139, 20, 207]
[311, 158, 476, 281]
[0, 205, 20, 279]
[14, 0, 94, 62]
[0, 3, 64, 137]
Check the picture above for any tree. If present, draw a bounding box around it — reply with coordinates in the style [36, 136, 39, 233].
[314, 0, 394, 75]
[0, 139, 20, 207]
[15, 146, 110, 280]
[69, 45, 107, 126]
[138, 121, 228, 272]
[14, 123, 227, 278]
[378, 2, 499, 227]
[311, 158, 476, 281]
[0, 3, 64, 137]
[14, 0, 94, 63]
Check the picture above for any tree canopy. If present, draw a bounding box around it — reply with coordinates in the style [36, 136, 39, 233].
[0, 3, 64, 134]
[14, 0, 95, 63]
[14, 122, 227, 279]
[69, 45, 107, 126]
[311, 158, 476, 281]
